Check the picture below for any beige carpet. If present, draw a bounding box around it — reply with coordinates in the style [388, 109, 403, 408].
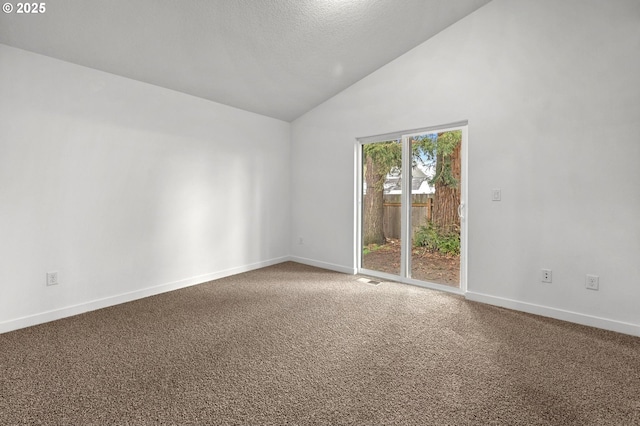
[1, 262, 638, 425]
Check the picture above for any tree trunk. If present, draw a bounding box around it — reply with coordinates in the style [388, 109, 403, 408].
[363, 154, 386, 246]
[432, 142, 461, 233]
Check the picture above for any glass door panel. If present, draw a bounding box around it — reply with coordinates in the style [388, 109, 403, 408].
[361, 140, 402, 276]
[410, 131, 461, 288]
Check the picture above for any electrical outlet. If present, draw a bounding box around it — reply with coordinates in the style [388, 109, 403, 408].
[46, 271, 59, 286]
[586, 274, 599, 291]
[541, 269, 552, 283]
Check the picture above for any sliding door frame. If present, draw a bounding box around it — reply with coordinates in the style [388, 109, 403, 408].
[356, 121, 468, 295]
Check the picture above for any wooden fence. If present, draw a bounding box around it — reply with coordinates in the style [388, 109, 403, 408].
[383, 194, 433, 239]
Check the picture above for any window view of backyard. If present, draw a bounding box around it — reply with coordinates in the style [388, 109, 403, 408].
[361, 130, 462, 287]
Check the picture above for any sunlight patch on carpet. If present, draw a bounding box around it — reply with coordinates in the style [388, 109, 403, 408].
[356, 277, 382, 286]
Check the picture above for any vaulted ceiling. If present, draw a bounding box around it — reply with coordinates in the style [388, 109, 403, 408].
[0, 0, 491, 121]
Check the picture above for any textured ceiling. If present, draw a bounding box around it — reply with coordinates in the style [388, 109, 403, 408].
[0, 0, 491, 121]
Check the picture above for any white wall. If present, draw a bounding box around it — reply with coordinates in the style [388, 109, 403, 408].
[0, 44, 291, 332]
[290, 0, 640, 335]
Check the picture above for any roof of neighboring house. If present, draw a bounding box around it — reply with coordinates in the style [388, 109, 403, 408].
[384, 167, 433, 195]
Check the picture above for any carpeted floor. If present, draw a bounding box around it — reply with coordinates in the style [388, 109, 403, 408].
[1, 262, 639, 425]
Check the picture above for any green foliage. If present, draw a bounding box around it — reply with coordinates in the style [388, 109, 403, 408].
[412, 130, 462, 189]
[413, 222, 460, 256]
[362, 243, 384, 256]
[363, 141, 402, 177]
[364, 131, 461, 191]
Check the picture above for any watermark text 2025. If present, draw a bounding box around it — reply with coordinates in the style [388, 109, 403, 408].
[3, 3, 47, 14]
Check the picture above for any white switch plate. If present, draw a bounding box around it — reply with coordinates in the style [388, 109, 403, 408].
[46, 271, 59, 286]
[492, 189, 501, 201]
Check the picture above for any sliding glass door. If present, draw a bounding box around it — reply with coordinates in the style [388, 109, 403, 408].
[358, 123, 467, 292]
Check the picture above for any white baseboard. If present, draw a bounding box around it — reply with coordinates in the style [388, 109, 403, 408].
[0, 256, 290, 335]
[6, 258, 635, 338]
[288, 256, 356, 275]
[466, 291, 640, 337]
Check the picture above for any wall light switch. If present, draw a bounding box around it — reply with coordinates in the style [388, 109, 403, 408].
[46, 271, 59, 286]
[492, 189, 501, 201]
